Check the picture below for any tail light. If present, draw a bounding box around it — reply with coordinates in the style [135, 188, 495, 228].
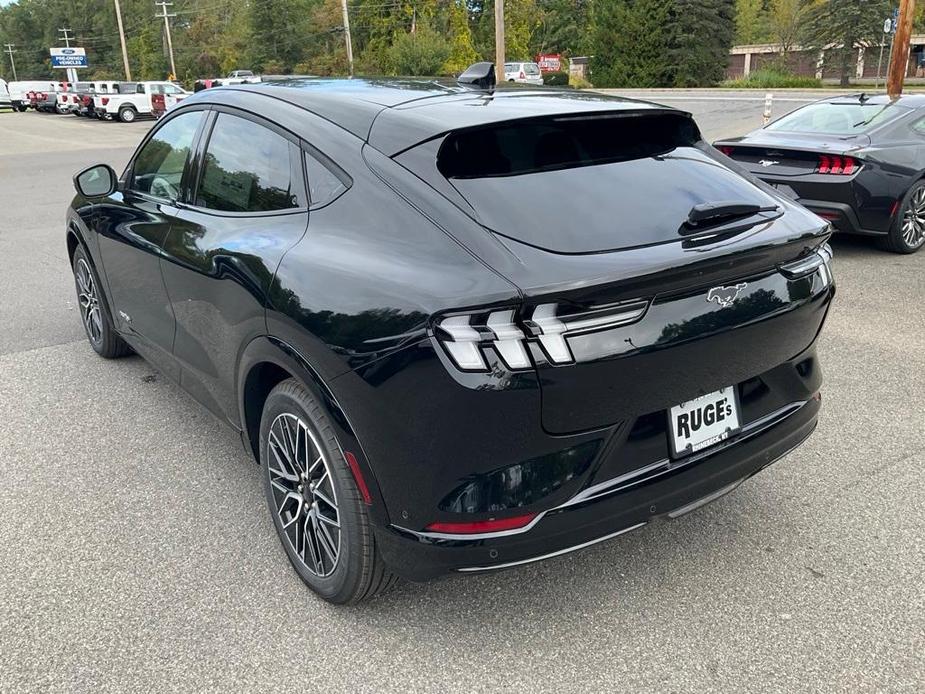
[435, 300, 649, 372]
[817, 155, 857, 175]
[436, 311, 530, 371]
[780, 243, 834, 288]
[101, 97, 109, 106]
[717, 145, 735, 156]
[519, 71, 526, 79]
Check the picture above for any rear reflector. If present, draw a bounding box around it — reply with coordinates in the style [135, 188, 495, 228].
[425, 512, 538, 534]
[344, 451, 372, 505]
[716, 145, 735, 156]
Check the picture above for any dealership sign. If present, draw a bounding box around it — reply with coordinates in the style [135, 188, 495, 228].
[536, 53, 562, 73]
[50, 47, 88, 69]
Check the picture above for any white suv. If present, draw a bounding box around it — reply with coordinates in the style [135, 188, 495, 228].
[503, 62, 544, 85]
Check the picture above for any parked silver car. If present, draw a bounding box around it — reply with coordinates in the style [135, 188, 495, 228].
[503, 61, 543, 85]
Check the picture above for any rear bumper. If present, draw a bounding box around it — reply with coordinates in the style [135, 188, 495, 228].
[376, 395, 819, 581]
[753, 172, 893, 235]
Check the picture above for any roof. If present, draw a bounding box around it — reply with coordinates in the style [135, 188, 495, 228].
[212, 78, 678, 156]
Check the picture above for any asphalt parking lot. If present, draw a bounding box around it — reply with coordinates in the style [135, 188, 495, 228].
[1, 95, 924, 692]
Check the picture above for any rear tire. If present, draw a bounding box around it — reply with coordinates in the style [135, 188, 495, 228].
[259, 378, 399, 604]
[118, 105, 137, 123]
[882, 180, 925, 254]
[71, 245, 132, 359]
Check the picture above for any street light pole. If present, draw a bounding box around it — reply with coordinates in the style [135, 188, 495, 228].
[114, 0, 132, 80]
[887, 0, 916, 97]
[494, 0, 505, 83]
[155, 0, 177, 79]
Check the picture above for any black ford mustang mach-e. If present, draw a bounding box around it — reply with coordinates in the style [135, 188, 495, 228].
[67, 64, 834, 603]
[715, 93, 925, 254]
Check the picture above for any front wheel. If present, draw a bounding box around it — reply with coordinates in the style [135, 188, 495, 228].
[884, 180, 925, 253]
[259, 379, 398, 604]
[72, 245, 132, 358]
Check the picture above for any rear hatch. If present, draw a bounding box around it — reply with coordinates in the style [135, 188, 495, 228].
[400, 108, 832, 434]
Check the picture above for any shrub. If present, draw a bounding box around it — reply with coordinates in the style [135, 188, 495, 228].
[569, 74, 593, 89]
[723, 68, 822, 89]
[543, 71, 569, 86]
[388, 25, 451, 76]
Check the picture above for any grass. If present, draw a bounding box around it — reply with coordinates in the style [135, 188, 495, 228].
[722, 68, 822, 89]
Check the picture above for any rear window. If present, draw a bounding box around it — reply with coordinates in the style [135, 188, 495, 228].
[433, 112, 777, 253]
[524, 63, 541, 75]
[767, 102, 908, 134]
[438, 112, 699, 179]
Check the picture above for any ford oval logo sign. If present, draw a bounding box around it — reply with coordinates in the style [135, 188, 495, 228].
[62, 48, 76, 54]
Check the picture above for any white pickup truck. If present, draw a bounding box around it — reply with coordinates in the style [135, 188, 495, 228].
[95, 81, 190, 122]
[225, 70, 262, 84]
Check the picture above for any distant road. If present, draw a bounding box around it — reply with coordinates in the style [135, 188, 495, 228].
[594, 88, 827, 141]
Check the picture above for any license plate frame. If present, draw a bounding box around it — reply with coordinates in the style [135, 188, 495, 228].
[667, 386, 742, 459]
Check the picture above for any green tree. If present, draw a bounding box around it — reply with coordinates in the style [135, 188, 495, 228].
[734, 0, 766, 44]
[532, 0, 592, 56]
[769, 0, 808, 54]
[388, 23, 450, 75]
[590, 0, 672, 87]
[801, 0, 890, 86]
[668, 0, 736, 87]
[444, 1, 479, 74]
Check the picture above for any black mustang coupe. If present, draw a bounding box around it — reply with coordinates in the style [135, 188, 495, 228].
[67, 64, 835, 603]
[715, 93, 925, 254]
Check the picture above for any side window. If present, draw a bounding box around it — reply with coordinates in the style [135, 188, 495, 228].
[130, 110, 203, 199]
[911, 118, 925, 136]
[197, 113, 304, 213]
[305, 150, 349, 209]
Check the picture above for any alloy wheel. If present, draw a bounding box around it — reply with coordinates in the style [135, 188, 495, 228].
[266, 413, 341, 577]
[75, 258, 103, 345]
[901, 186, 925, 249]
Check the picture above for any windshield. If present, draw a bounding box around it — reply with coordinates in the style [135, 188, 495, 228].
[767, 102, 908, 134]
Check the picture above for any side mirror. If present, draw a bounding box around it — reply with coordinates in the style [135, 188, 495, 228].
[74, 164, 117, 198]
[457, 62, 497, 90]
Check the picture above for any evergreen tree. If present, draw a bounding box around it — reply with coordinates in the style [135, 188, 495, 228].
[802, 0, 890, 86]
[668, 0, 736, 87]
[590, 0, 672, 87]
[444, 1, 479, 74]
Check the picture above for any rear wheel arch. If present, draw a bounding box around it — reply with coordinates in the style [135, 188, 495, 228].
[237, 337, 390, 523]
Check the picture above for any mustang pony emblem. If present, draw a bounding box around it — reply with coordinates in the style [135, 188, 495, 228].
[758, 159, 779, 168]
[707, 283, 748, 308]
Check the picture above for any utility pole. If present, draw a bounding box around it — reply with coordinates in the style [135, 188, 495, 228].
[58, 28, 78, 84]
[114, 0, 132, 80]
[340, 0, 354, 77]
[887, 0, 916, 97]
[3, 43, 16, 81]
[155, 0, 177, 79]
[494, 0, 505, 83]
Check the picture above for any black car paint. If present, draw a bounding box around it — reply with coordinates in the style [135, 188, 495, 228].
[67, 80, 833, 580]
[715, 94, 925, 236]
